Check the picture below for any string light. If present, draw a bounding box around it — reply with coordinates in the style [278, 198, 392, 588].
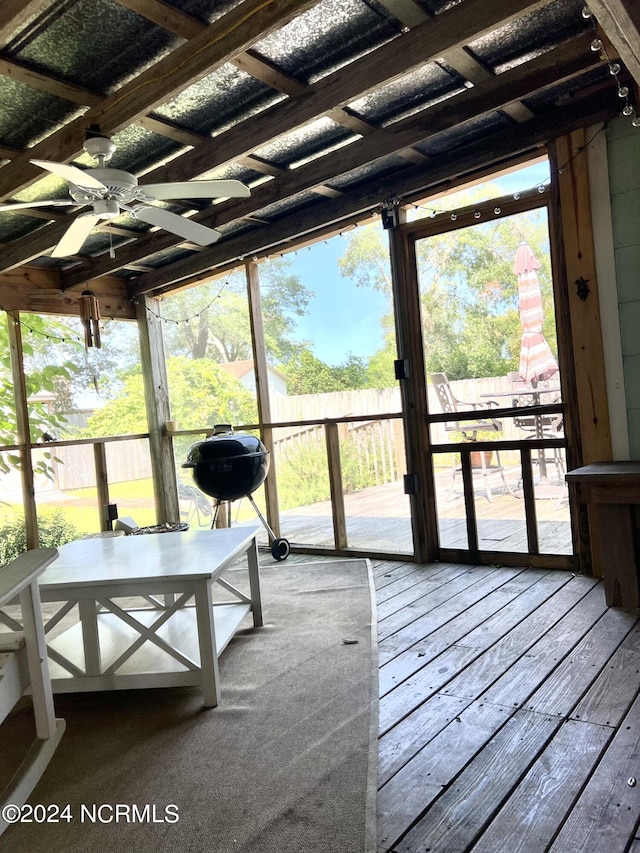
[1, 294, 133, 344]
[141, 271, 236, 326]
[582, 5, 639, 126]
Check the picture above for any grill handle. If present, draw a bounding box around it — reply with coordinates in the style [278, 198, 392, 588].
[181, 450, 269, 469]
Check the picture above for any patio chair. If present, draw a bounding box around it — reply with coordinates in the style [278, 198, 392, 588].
[506, 372, 565, 481]
[0, 549, 65, 835]
[428, 373, 512, 502]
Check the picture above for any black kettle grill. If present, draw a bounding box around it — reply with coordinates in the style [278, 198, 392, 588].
[182, 425, 290, 560]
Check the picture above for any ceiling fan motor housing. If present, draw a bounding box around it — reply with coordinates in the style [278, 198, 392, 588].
[69, 168, 139, 203]
[92, 199, 120, 219]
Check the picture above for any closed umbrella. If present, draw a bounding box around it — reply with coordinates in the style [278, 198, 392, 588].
[514, 241, 558, 384]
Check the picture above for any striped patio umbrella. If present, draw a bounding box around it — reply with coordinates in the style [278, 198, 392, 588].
[514, 241, 559, 384]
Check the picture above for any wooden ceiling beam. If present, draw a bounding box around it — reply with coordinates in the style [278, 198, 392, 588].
[586, 0, 640, 85]
[136, 0, 550, 188]
[0, 1, 51, 49]
[0, 57, 102, 106]
[377, 1, 537, 130]
[0, 266, 134, 318]
[0, 0, 319, 203]
[130, 88, 616, 297]
[58, 32, 596, 288]
[110, 0, 204, 40]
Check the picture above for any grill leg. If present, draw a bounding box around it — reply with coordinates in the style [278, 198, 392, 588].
[247, 494, 276, 543]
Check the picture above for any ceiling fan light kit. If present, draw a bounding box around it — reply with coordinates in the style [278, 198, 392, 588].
[0, 135, 250, 257]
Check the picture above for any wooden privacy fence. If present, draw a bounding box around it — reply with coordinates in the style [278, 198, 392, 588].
[48, 437, 152, 490]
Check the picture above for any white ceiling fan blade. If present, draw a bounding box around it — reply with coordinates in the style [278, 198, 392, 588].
[0, 199, 79, 211]
[139, 179, 250, 200]
[51, 213, 101, 257]
[31, 159, 107, 190]
[133, 206, 221, 245]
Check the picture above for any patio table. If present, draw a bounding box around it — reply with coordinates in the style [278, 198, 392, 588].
[480, 385, 562, 480]
[36, 527, 262, 707]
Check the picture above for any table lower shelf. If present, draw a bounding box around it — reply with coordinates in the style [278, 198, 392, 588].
[46, 602, 251, 694]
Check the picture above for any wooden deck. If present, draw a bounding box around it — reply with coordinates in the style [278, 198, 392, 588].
[272, 475, 572, 558]
[371, 557, 640, 853]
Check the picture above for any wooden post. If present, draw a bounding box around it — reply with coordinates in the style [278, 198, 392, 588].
[325, 421, 348, 550]
[246, 261, 281, 538]
[387, 209, 438, 563]
[7, 311, 39, 549]
[552, 130, 612, 465]
[551, 130, 614, 576]
[135, 295, 180, 524]
[93, 441, 112, 531]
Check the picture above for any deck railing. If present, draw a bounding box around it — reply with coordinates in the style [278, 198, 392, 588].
[0, 394, 570, 564]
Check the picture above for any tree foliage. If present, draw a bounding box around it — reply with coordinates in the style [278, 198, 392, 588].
[337, 204, 555, 382]
[162, 258, 312, 364]
[0, 314, 80, 474]
[84, 356, 257, 438]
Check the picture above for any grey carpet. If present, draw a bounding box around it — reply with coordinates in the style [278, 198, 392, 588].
[0, 558, 377, 853]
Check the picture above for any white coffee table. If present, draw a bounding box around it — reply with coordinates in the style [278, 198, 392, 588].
[38, 527, 262, 707]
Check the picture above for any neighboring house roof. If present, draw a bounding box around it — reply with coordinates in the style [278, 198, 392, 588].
[218, 360, 287, 383]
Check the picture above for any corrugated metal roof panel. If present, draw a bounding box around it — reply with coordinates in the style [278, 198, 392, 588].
[252, 0, 399, 84]
[136, 245, 199, 268]
[0, 212, 48, 241]
[8, 0, 180, 93]
[250, 188, 320, 221]
[164, 0, 244, 25]
[153, 64, 284, 137]
[467, 0, 587, 74]
[0, 77, 82, 148]
[413, 112, 511, 157]
[348, 62, 466, 126]
[522, 64, 612, 111]
[327, 152, 413, 191]
[252, 117, 357, 169]
[415, 0, 463, 14]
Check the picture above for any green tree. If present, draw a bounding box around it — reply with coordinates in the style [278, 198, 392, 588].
[162, 258, 312, 364]
[338, 205, 554, 382]
[84, 357, 257, 438]
[0, 314, 79, 474]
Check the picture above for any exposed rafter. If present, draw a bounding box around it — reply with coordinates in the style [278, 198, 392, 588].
[587, 0, 640, 85]
[0, 0, 623, 299]
[130, 88, 616, 297]
[0, 0, 319, 202]
[57, 31, 598, 289]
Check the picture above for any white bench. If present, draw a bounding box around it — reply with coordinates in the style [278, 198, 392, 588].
[0, 548, 65, 835]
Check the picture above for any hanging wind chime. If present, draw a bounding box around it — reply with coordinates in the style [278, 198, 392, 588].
[80, 290, 101, 348]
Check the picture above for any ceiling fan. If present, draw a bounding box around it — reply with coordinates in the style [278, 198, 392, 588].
[0, 134, 250, 257]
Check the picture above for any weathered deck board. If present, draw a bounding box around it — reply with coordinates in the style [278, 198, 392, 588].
[373, 557, 640, 853]
[471, 718, 613, 853]
[378, 569, 549, 695]
[377, 566, 497, 642]
[393, 708, 562, 852]
[571, 621, 640, 726]
[547, 691, 640, 853]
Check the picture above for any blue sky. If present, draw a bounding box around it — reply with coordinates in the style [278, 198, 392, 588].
[285, 160, 551, 367]
[286, 237, 390, 366]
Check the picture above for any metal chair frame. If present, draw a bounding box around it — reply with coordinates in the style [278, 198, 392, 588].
[428, 373, 512, 502]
